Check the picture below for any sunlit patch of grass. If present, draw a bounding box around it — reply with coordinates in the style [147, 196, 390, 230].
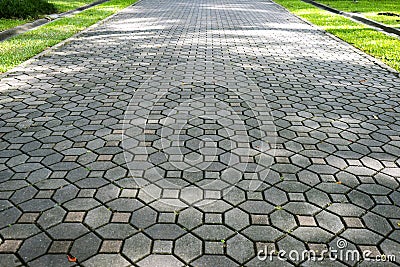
[0, 19, 30, 32]
[273, 0, 400, 72]
[49, 0, 98, 13]
[316, 0, 400, 28]
[0, 0, 109, 32]
[0, 0, 137, 73]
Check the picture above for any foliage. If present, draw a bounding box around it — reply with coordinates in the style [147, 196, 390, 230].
[0, 0, 57, 19]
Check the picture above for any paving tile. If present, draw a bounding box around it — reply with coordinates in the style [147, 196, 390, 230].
[327, 203, 365, 217]
[158, 212, 176, 223]
[307, 243, 328, 256]
[18, 233, 51, 262]
[341, 229, 384, 245]
[69, 232, 101, 262]
[226, 234, 255, 263]
[225, 208, 250, 230]
[284, 202, 321, 216]
[205, 241, 225, 254]
[380, 239, 400, 264]
[96, 223, 137, 239]
[292, 227, 333, 243]
[0, 224, 40, 239]
[343, 217, 364, 228]
[130, 206, 157, 229]
[270, 210, 297, 231]
[111, 212, 131, 223]
[0, 254, 22, 267]
[193, 225, 234, 241]
[107, 198, 143, 212]
[48, 241, 71, 254]
[137, 255, 185, 267]
[120, 189, 137, 198]
[63, 198, 100, 211]
[47, 223, 89, 240]
[297, 215, 317, 227]
[145, 224, 185, 240]
[84, 206, 111, 229]
[17, 213, 39, 223]
[82, 254, 131, 267]
[122, 233, 152, 262]
[0, 240, 22, 253]
[315, 211, 344, 234]
[53, 185, 79, 204]
[177, 207, 203, 230]
[192, 255, 237, 267]
[242, 226, 284, 242]
[174, 233, 202, 262]
[359, 245, 381, 258]
[36, 206, 66, 230]
[64, 212, 85, 222]
[251, 215, 269, 225]
[19, 199, 55, 212]
[277, 235, 307, 264]
[153, 240, 173, 254]
[28, 254, 75, 267]
[95, 184, 120, 203]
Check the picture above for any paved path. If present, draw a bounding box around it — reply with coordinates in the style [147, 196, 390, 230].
[1, 0, 400, 266]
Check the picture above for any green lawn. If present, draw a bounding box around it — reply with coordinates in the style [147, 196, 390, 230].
[273, 0, 400, 72]
[0, 19, 29, 32]
[49, 0, 97, 13]
[0, 0, 137, 73]
[0, 0, 98, 32]
[316, 0, 400, 28]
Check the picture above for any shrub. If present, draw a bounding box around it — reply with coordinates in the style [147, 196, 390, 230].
[0, 0, 57, 19]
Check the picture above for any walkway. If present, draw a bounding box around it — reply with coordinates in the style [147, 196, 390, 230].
[0, 0, 399, 266]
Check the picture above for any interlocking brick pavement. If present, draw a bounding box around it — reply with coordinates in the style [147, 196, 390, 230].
[0, 0, 399, 266]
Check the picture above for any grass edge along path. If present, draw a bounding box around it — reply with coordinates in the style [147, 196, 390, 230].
[273, 0, 400, 73]
[0, 0, 101, 32]
[0, 19, 30, 32]
[314, 0, 400, 28]
[0, 0, 138, 74]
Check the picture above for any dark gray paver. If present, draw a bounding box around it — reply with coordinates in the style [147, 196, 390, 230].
[0, 0, 400, 266]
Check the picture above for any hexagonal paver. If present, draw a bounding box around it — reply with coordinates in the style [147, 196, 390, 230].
[224, 208, 250, 230]
[137, 255, 185, 267]
[122, 233, 152, 262]
[193, 225, 235, 241]
[174, 233, 202, 262]
[226, 234, 255, 263]
[18, 233, 51, 262]
[69, 233, 101, 262]
[242, 226, 284, 242]
[192, 255, 237, 267]
[82, 254, 131, 267]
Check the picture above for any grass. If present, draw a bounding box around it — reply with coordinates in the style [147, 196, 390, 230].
[49, 0, 98, 13]
[273, 0, 400, 72]
[0, 19, 30, 32]
[0, 0, 100, 32]
[316, 0, 400, 28]
[0, 0, 137, 73]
